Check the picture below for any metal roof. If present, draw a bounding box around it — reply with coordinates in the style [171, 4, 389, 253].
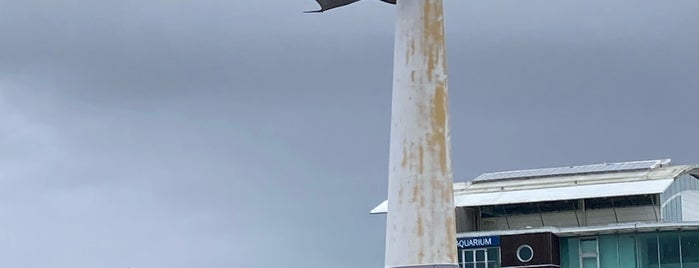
[370, 179, 675, 214]
[472, 159, 671, 183]
[454, 178, 674, 207]
[456, 222, 699, 238]
[370, 162, 699, 214]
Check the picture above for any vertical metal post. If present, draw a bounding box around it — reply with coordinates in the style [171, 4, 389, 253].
[384, 0, 457, 268]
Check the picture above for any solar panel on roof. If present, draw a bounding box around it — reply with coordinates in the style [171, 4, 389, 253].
[472, 159, 671, 183]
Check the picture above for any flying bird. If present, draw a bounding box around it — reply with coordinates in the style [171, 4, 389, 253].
[305, 0, 396, 13]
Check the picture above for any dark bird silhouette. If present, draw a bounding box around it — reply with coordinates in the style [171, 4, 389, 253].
[305, 0, 396, 13]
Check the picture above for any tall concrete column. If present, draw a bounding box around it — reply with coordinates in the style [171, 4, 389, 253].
[384, 1, 457, 268]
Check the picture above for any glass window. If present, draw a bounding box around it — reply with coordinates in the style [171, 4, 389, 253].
[585, 195, 656, 209]
[480, 200, 579, 217]
[659, 232, 680, 267]
[487, 248, 498, 261]
[459, 248, 499, 268]
[517, 245, 534, 263]
[638, 233, 658, 268]
[580, 238, 599, 268]
[560, 238, 570, 268]
[476, 250, 485, 261]
[581, 239, 598, 254]
[681, 231, 699, 267]
[460, 250, 473, 268]
[562, 238, 580, 268]
[563, 231, 696, 268]
[618, 235, 637, 268]
[465, 250, 474, 262]
[599, 235, 619, 268]
[582, 257, 598, 268]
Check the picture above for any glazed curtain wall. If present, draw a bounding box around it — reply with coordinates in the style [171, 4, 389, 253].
[561, 231, 699, 268]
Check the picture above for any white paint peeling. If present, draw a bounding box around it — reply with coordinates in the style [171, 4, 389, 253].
[384, 0, 457, 267]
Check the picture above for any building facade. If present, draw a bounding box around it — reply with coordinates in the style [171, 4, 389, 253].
[372, 159, 699, 268]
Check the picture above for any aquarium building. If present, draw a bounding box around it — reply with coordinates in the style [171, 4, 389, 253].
[371, 159, 699, 268]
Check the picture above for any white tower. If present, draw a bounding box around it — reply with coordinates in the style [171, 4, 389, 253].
[305, 1, 457, 267]
[384, 1, 457, 268]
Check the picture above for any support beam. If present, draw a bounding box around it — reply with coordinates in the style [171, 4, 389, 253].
[384, 1, 457, 268]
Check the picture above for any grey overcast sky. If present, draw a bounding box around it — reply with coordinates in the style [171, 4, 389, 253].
[1, 0, 698, 267]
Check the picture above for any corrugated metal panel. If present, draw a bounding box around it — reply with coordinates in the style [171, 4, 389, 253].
[661, 174, 699, 222]
[662, 174, 699, 202]
[473, 159, 671, 183]
[454, 179, 674, 207]
[681, 191, 699, 221]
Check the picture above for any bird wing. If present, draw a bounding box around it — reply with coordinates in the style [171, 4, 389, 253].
[304, 0, 362, 13]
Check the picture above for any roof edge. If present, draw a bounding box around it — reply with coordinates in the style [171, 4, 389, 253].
[370, 200, 387, 214]
[457, 222, 699, 238]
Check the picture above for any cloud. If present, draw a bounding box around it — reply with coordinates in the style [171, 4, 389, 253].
[1, 1, 699, 267]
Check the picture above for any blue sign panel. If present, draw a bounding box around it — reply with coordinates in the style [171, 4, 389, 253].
[456, 236, 500, 249]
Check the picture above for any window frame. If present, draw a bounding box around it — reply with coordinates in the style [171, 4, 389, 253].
[579, 236, 600, 268]
[459, 247, 500, 268]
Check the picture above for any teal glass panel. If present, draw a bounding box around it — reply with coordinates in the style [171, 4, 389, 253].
[487, 248, 498, 261]
[582, 257, 598, 268]
[659, 232, 680, 267]
[599, 235, 619, 268]
[581, 239, 598, 254]
[618, 235, 637, 268]
[638, 233, 658, 268]
[567, 238, 581, 268]
[681, 231, 699, 267]
[561, 238, 570, 268]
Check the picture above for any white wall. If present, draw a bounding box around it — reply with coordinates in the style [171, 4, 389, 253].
[681, 190, 699, 221]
